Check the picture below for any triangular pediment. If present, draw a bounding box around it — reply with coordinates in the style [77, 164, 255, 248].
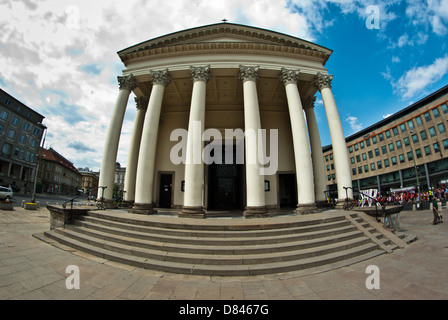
[118, 23, 332, 57]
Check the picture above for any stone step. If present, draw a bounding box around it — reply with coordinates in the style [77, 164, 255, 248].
[72, 218, 358, 246]
[76, 214, 352, 239]
[54, 225, 367, 257]
[43, 229, 380, 276]
[86, 210, 346, 231]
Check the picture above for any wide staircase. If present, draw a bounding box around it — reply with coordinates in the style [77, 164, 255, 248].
[39, 209, 409, 276]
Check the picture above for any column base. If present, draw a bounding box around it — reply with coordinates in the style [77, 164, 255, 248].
[294, 203, 320, 215]
[179, 206, 206, 219]
[315, 200, 329, 208]
[243, 206, 270, 219]
[128, 203, 156, 215]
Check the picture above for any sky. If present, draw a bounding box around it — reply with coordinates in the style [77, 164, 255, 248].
[1, 0, 448, 171]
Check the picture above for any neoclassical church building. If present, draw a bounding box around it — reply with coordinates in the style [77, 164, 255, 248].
[98, 23, 353, 218]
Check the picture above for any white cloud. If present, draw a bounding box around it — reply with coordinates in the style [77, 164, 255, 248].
[395, 55, 448, 99]
[346, 116, 363, 132]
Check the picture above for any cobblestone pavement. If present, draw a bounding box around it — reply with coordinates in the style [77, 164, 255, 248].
[0, 206, 447, 301]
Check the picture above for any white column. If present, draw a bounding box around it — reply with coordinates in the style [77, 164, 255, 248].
[123, 96, 148, 203]
[280, 68, 316, 213]
[98, 74, 136, 203]
[180, 66, 211, 218]
[130, 69, 170, 214]
[315, 73, 353, 202]
[303, 98, 327, 206]
[239, 65, 268, 217]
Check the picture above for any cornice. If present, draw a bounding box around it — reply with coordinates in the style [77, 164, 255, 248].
[118, 23, 332, 65]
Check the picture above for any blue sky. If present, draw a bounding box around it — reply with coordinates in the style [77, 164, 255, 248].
[0, 0, 447, 170]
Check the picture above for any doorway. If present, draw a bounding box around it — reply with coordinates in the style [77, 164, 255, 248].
[207, 146, 243, 210]
[159, 173, 173, 208]
[278, 173, 297, 208]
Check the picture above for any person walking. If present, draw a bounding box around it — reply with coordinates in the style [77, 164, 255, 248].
[432, 197, 443, 225]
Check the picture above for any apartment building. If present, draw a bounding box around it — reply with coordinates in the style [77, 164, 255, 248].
[323, 84, 448, 200]
[0, 88, 45, 193]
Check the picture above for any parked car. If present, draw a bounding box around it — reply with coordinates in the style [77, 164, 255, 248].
[0, 186, 14, 201]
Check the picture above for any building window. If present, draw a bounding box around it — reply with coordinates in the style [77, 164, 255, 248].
[433, 107, 440, 118]
[429, 127, 436, 137]
[388, 143, 394, 152]
[391, 156, 397, 165]
[379, 133, 384, 141]
[366, 139, 371, 147]
[415, 115, 423, 126]
[352, 168, 356, 176]
[442, 103, 448, 114]
[381, 146, 387, 154]
[424, 145, 431, 155]
[362, 153, 367, 161]
[348, 147, 353, 153]
[374, 148, 380, 156]
[354, 144, 359, 151]
[420, 130, 427, 140]
[0, 124, 3, 134]
[404, 137, 410, 146]
[2, 143, 11, 155]
[399, 154, 405, 163]
[443, 139, 448, 150]
[411, 134, 419, 143]
[356, 155, 361, 162]
[377, 161, 382, 169]
[407, 120, 414, 130]
[370, 163, 375, 171]
[7, 129, 15, 139]
[400, 123, 406, 132]
[11, 117, 19, 126]
[0, 110, 8, 120]
[23, 122, 30, 131]
[434, 142, 440, 153]
[407, 151, 414, 161]
[32, 128, 40, 136]
[364, 165, 369, 172]
[360, 141, 365, 149]
[384, 159, 390, 167]
[19, 135, 26, 143]
[392, 127, 399, 136]
[372, 136, 377, 144]
[350, 157, 355, 164]
[424, 112, 431, 122]
[368, 150, 373, 158]
[438, 123, 446, 134]
[385, 130, 391, 139]
[358, 167, 362, 174]
[415, 148, 422, 159]
[396, 140, 402, 149]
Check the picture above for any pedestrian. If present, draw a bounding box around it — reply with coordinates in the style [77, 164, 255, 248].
[432, 197, 443, 225]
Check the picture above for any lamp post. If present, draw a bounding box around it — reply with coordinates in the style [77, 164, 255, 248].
[409, 130, 422, 210]
[31, 125, 47, 204]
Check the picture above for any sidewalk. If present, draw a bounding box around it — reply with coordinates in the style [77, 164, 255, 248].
[0, 205, 447, 300]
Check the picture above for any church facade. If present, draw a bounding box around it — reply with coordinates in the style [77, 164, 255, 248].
[98, 23, 353, 218]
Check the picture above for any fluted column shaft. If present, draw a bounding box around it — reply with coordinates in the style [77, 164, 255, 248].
[239, 65, 268, 218]
[123, 96, 148, 203]
[130, 69, 170, 214]
[180, 66, 211, 218]
[315, 73, 353, 202]
[98, 74, 136, 203]
[280, 68, 316, 213]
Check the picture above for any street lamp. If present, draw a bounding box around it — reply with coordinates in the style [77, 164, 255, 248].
[409, 130, 422, 210]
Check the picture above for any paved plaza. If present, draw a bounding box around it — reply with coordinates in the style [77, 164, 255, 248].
[0, 204, 447, 301]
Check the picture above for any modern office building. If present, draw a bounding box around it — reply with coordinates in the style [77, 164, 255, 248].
[0, 88, 46, 193]
[323, 84, 448, 201]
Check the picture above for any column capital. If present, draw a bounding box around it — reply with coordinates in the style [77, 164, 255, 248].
[280, 68, 300, 86]
[150, 69, 171, 87]
[303, 96, 317, 110]
[314, 72, 333, 90]
[190, 65, 211, 83]
[118, 74, 137, 91]
[239, 65, 259, 82]
[134, 96, 149, 110]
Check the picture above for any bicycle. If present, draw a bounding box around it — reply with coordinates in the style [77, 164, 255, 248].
[343, 186, 354, 211]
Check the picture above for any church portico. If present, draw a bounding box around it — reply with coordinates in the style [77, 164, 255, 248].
[98, 23, 353, 217]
